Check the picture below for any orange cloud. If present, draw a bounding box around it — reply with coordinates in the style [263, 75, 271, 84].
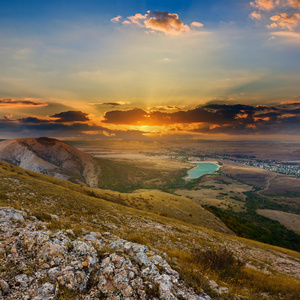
[288, 0, 300, 9]
[250, 0, 279, 11]
[111, 15, 122, 23]
[4, 114, 13, 120]
[121, 11, 199, 35]
[268, 12, 300, 30]
[191, 21, 204, 27]
[145, 11, 190, 34]
[249, 11, 262, 20]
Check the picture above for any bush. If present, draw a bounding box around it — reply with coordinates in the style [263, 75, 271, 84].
[192, 248, 246, 278]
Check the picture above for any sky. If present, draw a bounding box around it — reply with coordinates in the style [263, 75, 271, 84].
[0, 0, 300, 140]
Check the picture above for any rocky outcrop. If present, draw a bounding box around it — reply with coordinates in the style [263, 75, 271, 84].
[0, 207, 211, 299]
[0, 138, 101, 187]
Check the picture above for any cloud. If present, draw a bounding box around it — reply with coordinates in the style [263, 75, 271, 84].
[145, 11, 191, 34]
[4, 114, 12, 120]
[120, 11, 200, 35]
[267, 12, 300, 30]
[102, 103, 300, 135]
[50, 111, 90, 123]
[250, 0, 278, 11]
[18, 117, 49, 124]
[111, 15, 122, 23]
[249, 11, 262, 20]
[90, 102, 130, 106]
[270, 30, 300, 42]
[0, 120, 147, 140]
[103, 109, 149, 125]
[191, 22, 204, 27]
[288, 0, 300, 9]
[148, 106, 181, 111]
[0, 99, 47, 107]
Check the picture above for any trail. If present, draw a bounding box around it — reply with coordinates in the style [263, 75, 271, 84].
[257, 173, 277, 196]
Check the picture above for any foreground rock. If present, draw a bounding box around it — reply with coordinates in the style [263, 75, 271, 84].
[0, 207, 211, 299]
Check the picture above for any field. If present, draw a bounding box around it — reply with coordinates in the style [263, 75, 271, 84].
[176, 173, 252, 212]
[257, 209, 300, 235]
[222, 161, 300, 214]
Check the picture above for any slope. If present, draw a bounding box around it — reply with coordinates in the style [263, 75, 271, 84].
[0, 137, 101, 187]
[0, 161, 299, 299]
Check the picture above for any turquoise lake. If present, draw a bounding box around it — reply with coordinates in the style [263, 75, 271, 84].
[186, 162, 219, 179]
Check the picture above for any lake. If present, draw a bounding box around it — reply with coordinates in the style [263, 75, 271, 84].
[186, 162, 219, 179]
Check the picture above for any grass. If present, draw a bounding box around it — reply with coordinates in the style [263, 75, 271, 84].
[96, 158, 187, 192]
[0, 160, 300, 299]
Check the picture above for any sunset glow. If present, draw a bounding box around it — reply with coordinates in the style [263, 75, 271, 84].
[0, 0, 299, 140]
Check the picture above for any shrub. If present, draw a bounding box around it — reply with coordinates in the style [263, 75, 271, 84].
[192, 248, 246, 278]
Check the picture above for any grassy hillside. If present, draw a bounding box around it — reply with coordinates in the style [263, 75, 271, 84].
[96, 158, 188, 192]
[0, 161, 300, 299]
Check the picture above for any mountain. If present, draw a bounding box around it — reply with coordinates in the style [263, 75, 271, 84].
[0, 137, 101, 187]
[0, 161, 299, 299]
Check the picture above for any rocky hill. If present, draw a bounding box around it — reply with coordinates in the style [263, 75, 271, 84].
[0, 207, 212, 300]
[0, 138, 101, 187]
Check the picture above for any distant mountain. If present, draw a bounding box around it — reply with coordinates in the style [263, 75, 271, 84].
[0, 137, 101, 187]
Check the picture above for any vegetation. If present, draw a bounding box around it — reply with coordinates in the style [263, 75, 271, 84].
[192, 248, 246, 279]
[166, 248, 300, 300]
[206, 191, 300, 251]
[97, 158, 187, 192]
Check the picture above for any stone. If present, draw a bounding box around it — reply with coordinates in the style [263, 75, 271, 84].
[0, 280, 9, 295]
[0, 207, 213, 300]
[14, 274, 32, 287]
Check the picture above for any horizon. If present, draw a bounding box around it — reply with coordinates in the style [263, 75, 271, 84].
[0, 0, 300, 140]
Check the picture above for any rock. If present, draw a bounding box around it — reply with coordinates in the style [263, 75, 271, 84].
[33, 282, 55, 300]
[15, 274, 33, 287]
[0, 206, 212, 300]
[0, 279, 9, 295]
[218, 286, 229, 295]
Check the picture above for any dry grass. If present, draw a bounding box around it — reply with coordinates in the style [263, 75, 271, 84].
[257, 209, 300, 235]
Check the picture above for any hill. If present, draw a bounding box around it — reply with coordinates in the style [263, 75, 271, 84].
[0, 137, 101, 187]
[0, 161, 299, 299]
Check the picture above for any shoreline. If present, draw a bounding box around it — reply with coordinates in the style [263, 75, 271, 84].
[185, 161, 220, 180]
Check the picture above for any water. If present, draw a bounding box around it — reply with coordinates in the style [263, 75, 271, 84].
[186, 162, 219, 179]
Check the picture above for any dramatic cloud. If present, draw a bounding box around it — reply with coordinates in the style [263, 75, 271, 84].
[0, 120, 147, 140]
[267, 12, 300, 30]
[50, 111, 90, 123]
[121, 11, 200, 35]
[102, 103, 300, 135]
[103, 109, 149, 125]
[0, 99, 47, 107]
[18, 117, 49, 124]
[249, 11, 262, 20]
[145, 11, 191, 34]
[250, 0, 278, 11]
[111, 15, 122, 23]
